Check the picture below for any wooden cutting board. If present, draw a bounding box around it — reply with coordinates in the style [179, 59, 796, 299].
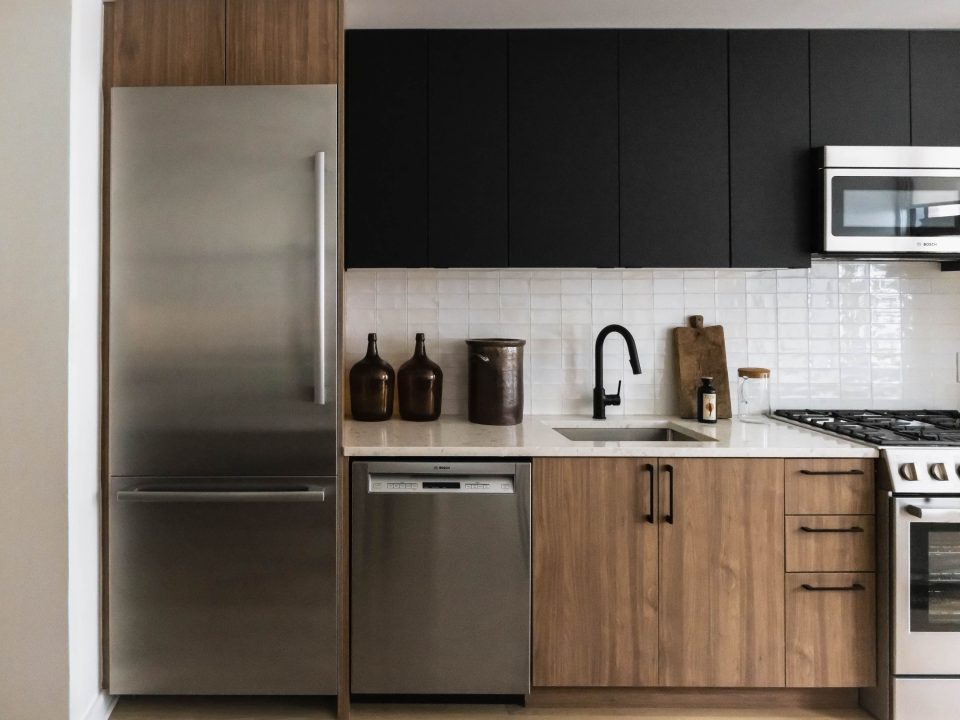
[674, 315, 732, 419]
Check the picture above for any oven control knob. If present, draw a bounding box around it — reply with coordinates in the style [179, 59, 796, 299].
[899, 463, 918, 481]
[929, 463, 949, 482]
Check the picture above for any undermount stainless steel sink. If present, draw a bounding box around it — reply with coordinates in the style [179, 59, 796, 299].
[552, 426, 713, 443]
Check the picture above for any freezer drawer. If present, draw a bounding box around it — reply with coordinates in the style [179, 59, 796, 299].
[351, 460, 531, 695]
[107, 476, 337, 694]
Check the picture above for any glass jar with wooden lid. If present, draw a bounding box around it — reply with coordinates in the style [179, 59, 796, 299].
[737, 367, 771, 423]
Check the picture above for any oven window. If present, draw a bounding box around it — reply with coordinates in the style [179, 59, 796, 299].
[832, 176, 960, 237]
[911, 522, 960, 632]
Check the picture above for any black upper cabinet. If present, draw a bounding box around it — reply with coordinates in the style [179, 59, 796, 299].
[429, 31, 508, 267]
[620, 30, 729, 267]
[508, 30, 619, 267]
[911, 32, 960, 146]
[346, 31, 428, 268]
[810, 31, 911, 147]
[729, 31, 812, 268]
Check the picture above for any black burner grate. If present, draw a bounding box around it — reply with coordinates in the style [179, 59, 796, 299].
[774, 409, 960, 446]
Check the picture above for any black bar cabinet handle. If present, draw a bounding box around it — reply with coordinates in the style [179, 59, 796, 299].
[799, 469, 865, 476]
[801, 583, 865, 592]
[664, 464, 674, 524]
[799, 526, 865, 533]
[644, 463, 655, 524]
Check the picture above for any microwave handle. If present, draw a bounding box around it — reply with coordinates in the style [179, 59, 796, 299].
[905, 505, 960, 520]
[923, 202, 960, 219]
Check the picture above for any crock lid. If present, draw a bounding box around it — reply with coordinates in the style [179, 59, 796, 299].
[465, 338, 527, 347]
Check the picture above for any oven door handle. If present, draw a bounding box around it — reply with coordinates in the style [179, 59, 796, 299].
[905, 505, 960, 520]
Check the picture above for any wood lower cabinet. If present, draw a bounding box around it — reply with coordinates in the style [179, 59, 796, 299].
[658, 458, 785, 687]
[786, 573, 876, 687]
[533, 458, 659, 686]
[533, 457, 786, 688]
[783, 458, 877, 690]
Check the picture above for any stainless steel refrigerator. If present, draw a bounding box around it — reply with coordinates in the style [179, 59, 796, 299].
[107, 85, 338, 694]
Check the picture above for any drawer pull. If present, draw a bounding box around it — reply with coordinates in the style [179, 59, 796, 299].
[799, 469, 865, 476]
[801, 583, 865, 592]
[799, 525, 864, 533]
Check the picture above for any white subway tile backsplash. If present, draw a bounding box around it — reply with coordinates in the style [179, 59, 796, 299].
[344, 260, 960, 415]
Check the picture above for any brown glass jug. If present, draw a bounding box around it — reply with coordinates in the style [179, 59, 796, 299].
[349, 333, 395, 421]
[397, 333, 443, 422]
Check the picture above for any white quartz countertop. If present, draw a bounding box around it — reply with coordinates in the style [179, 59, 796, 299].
[342, 415, 878, 458]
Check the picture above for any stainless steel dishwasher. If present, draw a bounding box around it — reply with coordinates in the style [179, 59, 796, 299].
[351, 460, 531, 695]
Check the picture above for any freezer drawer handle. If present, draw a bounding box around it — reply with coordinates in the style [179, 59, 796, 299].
[800, 583, 865, 592]
[799, 469, 865, 476]
[117, 488, 326, 503]
[799, 525, 864, 533]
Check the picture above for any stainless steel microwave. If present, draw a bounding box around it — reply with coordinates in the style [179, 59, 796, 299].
[820, 146, 960, 256]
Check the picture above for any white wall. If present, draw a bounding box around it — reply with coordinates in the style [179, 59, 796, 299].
[347, 0, 960, 28]
[0, 0, 106, 718]
[344, 261, 960, 417]
[67, 0, 107, 717]
[0, 0, 73, 717]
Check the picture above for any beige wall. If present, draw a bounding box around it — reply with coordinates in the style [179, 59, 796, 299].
[0, 0, 73, 718]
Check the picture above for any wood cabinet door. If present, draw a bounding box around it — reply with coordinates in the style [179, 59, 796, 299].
[345, 30, 428, 268]
[658, 458, 786, 687]
[786, 573, 876, 687]
[110, 0, 226, 86]
[619, 30, 729, 268]
[910, 31, 960, 146]
[810, 31, 911, 147]
[533, 458, 659, 687]
[226, 0, 338, 85]
[428, 31, 508, 267]
[729, 31, 812, 269]
[508, 31, 619, 267]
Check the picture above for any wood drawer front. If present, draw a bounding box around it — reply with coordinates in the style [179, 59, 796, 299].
[785, 459, 875, 515]
[786, 573, 876, 688]
[786, 516, 875, 572]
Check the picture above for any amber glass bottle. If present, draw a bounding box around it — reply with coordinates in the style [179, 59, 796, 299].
[397, 333, 443, 422]
[349, 333, 395, 421]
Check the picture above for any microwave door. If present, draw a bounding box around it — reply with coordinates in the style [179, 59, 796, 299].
[824, 168, 960, 254]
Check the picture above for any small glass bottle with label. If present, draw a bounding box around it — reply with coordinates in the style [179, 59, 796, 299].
[697, 376, 718, 424]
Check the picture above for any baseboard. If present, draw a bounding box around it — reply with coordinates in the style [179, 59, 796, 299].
[525, 687, 860, 709]
[81, 691, 116, 720]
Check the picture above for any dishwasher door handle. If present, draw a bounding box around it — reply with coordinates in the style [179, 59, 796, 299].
[117, 488, 326, 503]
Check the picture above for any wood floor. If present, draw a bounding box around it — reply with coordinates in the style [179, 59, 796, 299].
[110, 697, 872, 720]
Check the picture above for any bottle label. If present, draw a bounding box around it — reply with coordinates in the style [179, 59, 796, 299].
[702, 392, 717, 421]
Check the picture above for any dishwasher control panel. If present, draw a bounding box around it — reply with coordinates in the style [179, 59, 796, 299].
[368, 477, 515, 494]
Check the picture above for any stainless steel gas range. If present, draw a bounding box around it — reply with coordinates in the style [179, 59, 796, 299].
[776, 410, 960, 720]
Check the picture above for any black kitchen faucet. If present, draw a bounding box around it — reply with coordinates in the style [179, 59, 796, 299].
[593, 324, 642, 420]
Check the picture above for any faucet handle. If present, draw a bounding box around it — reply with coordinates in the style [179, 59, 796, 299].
[605, 381, 622, 406]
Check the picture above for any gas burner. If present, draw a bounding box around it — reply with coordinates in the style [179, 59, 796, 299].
[774, 409, 960, 447]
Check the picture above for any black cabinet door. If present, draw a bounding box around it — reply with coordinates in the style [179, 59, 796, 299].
[911, 32, 960, 146]
[429, 31, 508, 267]
[729, 31, 812, 268]
[508, 30, 619, 267]
[345, 31, 428, 268]
[810, 31, 910, 147]
[619, 30, 729, 268]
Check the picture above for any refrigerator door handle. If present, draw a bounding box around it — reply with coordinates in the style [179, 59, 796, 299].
[315, 150, 327, 406]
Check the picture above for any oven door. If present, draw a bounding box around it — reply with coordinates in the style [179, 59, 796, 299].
[894, 497, 960, 675]
[824, 168, 960, 254]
